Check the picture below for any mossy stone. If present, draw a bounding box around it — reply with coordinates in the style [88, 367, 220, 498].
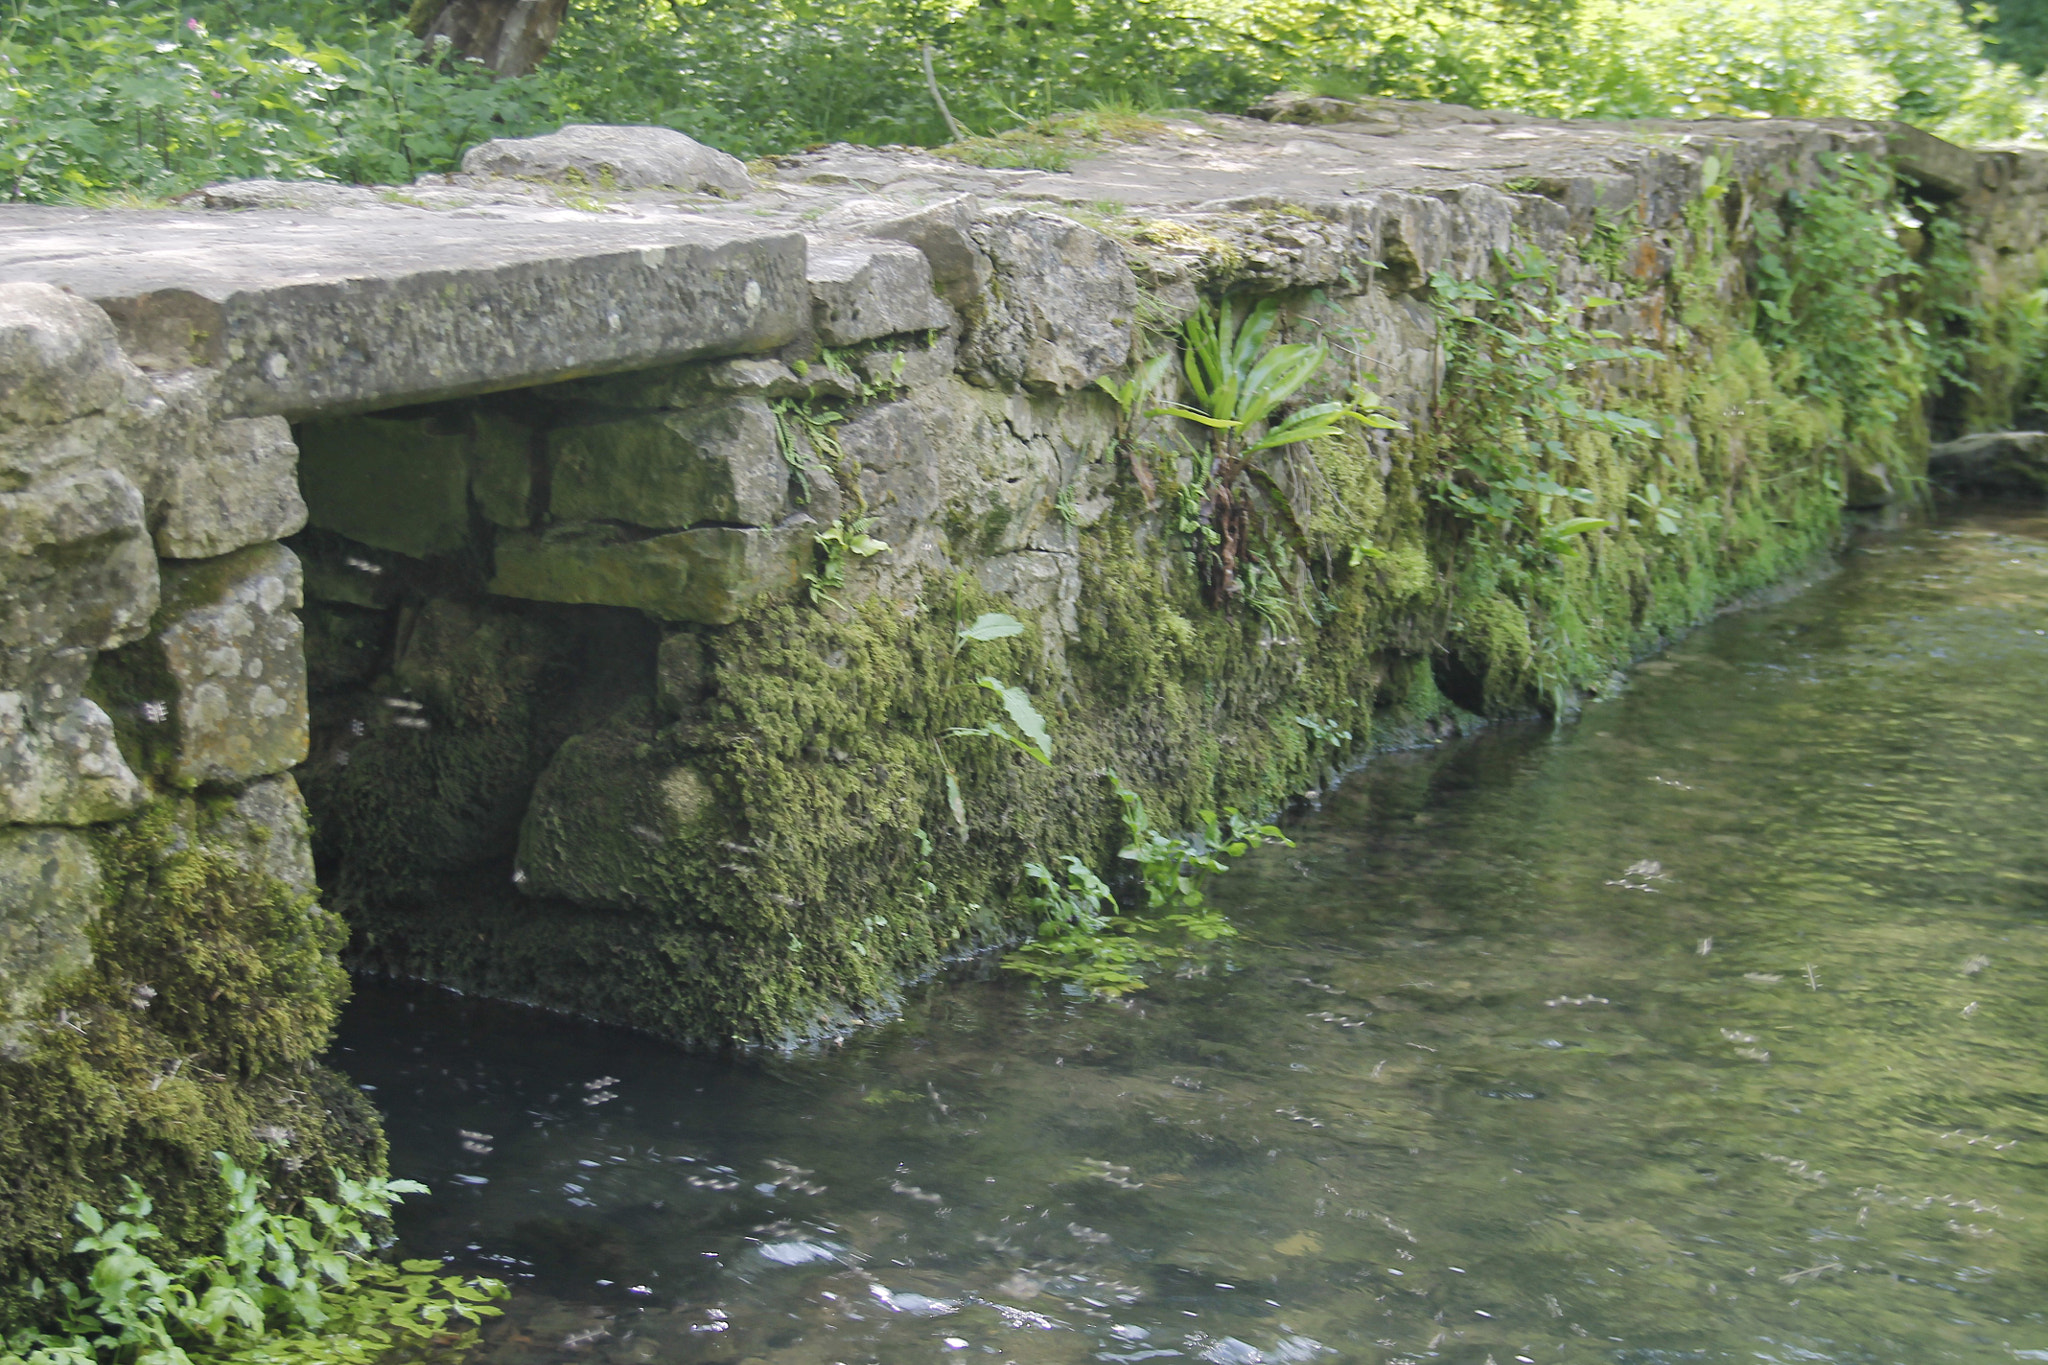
[296, 413, 471, 560]
[490, 524, 805, 623]
[549, 399, 785, 529]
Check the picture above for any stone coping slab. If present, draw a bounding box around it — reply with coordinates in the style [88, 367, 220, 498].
[0, 207, 806, 418]
[0, 105, 2038, 428]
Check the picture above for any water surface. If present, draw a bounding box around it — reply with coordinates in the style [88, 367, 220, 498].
[333, 506, 2048, 1365]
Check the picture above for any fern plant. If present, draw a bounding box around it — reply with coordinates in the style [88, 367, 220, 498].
[1153, 297, 1400, 606]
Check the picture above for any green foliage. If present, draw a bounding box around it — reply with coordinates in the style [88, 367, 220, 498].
[1428, 250, 1660, 577]
[1153, 295, 1395, 606]
[1750, 153, 1933, 499]
[953, 612, 1026, 651]
[1005, 773, 1290, 995]
[3, 1155, 501, 1365]
[946, 677, 1054, 766]
[7, 0, 2045, 204]
[0, 1, 552, 201]
[803, 516, 890, 607]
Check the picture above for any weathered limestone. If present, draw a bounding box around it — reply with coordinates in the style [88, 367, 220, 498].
[0, 212, 809, 416]
[462, 123, 753, 197]
[490, 524, 806, 623]
[152, 414, 307, 559]
[957, 210, 1135, 392]
[551, 399, 786, 528]
[807, 240, 954, 346]
[1929, 430, 2048, 497]
[0, 825, 100, 1049]
[131, 543, 308, 787]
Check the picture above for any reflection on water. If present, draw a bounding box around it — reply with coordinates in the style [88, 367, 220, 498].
[333, 507, 2048, 1365]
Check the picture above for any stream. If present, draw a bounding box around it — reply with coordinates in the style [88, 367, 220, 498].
[331, 505, 2048, 1365]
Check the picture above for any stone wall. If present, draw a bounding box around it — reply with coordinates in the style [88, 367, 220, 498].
[2, 104, 2045, 1302]
[0, 284, 380, 1312]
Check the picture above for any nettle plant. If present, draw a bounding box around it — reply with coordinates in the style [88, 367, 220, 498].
[1428, 244, 1665, 573]
[5, 1155, 503, 1365]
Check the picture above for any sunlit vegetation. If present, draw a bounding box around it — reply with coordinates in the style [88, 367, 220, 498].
[3, 0, 2044, 201]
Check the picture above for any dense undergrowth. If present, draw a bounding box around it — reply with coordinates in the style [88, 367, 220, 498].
[2, 1155, 502, 1365]
[4, 0, 2046, 202]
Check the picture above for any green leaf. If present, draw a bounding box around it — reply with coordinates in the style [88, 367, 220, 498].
[978, 677, 1052, 763]
[955, 612, 1025, 648]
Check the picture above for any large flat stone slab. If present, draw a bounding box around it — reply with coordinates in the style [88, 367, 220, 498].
[0, 208, 807, 418]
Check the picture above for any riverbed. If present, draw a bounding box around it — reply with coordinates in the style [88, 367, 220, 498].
[332, 505, 2048, 1365]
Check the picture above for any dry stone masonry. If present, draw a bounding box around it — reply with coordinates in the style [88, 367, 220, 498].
[3, 99, 2046, 1297]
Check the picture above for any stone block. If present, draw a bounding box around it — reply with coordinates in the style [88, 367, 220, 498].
[490, 524, 805, 623]
[1928, 431, 2048, 497]
[0, 468, 159, 658]
[0, 282, 126, 428]
[550, 399, 786, 529]
[842, 401, 942, 527]
[198, 774, 318, 897]
[0, 211, 807, 418]
[0, 678, 145, 825]
[820, 195, 990, 310]
[296, 413, 472, 560]
[461, 124, 753, 197]
[808, 241, 953, 346]
[470, 409, 536, 528]
[153, 415, 308, 559]
[0, 826, 101, 1047]
[515, 716, 714, 911]
[959, 209, 1135, 392]
[150, 543, 308, 786]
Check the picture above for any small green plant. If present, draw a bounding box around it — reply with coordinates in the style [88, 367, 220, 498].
[3, 1155, 502, 1365]
[953, 611, 1025, 652]
[770, 399, 847, 502]
[1154, 296, 1399, 606]
[803, 516, 889, 606]
[1293, 713, 1353, 748]
[1004, 773, 1291, 995]
[946, 677, 1053, 766]
[1626, 481, 1685, 535]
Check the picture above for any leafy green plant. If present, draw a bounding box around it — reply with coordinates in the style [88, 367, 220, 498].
[1293, 713, 1354, 748]
[953, 611, 1025, 652]
[803, 516, 889, 607]
[946, 677, 1053, 767]
[1154, 296, 1399, 606]
[770, 398, 847, 502]
[1428, 254, 1664, 567]
[1626, 481, 1685, 535]
[3, 1154, 502, 1365]
[1004, 773, 1292, 995]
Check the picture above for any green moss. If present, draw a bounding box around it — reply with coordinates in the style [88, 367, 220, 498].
[0, 796, 377, 1331]
[304, 148, 1995, 1054]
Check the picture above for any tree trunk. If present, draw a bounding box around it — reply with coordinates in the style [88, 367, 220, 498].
[406, 0, 569, 76]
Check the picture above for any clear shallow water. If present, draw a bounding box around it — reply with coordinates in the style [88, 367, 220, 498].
[332, 507, 2048, 1365]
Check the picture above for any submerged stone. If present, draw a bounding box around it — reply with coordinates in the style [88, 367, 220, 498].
[1928, 430, 2048, 497]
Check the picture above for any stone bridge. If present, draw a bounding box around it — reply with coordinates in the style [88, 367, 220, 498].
[2, 100, 2043, 1294]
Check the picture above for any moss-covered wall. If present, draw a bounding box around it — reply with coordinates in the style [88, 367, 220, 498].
[7, 112, 2048, 1316]
[288, 126, 2048, 1050]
